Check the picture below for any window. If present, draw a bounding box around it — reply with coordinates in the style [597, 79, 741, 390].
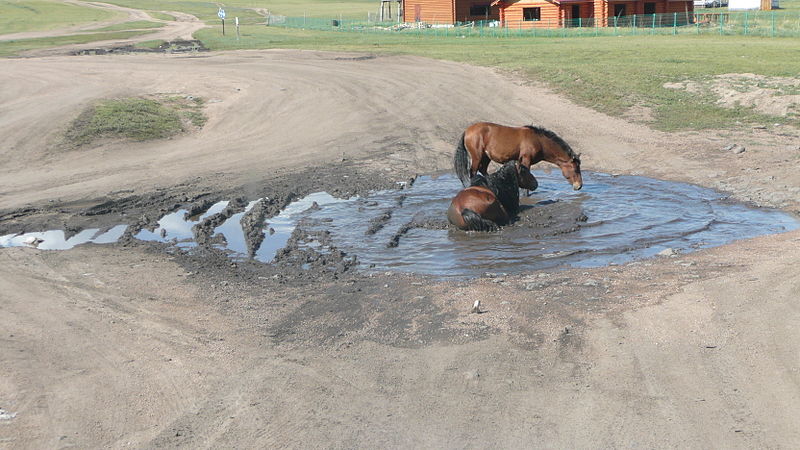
[613, 4, 626, 16]
[523, 7, 541, 21]
[470, 4, 490, 16]
[644, 2, 656, 13]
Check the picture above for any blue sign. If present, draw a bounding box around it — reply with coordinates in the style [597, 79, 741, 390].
[218, 8, 226, 19]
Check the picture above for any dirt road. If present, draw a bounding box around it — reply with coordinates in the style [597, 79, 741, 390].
[1, 49, 799, 448]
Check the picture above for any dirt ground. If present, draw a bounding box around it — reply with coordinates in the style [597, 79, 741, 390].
[2, 46, 800, 448]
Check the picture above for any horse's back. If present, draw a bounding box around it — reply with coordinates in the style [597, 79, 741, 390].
[466, 122, 529, 161]
[448, 186, 509, 230]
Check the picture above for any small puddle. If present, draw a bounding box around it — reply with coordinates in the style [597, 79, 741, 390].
[1, 171, 797, 277]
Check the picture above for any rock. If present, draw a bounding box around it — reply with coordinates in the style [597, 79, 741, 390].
[583, 279, 599, 287]
[731, 144, 746, 154]
[0, 409, 16, 421]
[23, 236, 43, 247]
[470, 300, 482, 314]
[658, 248, 678, 257]
[464, 370, 480, 380]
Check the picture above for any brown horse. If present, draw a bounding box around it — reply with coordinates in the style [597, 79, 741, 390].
[447, 161, 520, 231]
[454, 122, 582, 191]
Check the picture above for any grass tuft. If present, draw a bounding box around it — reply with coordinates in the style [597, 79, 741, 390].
[66, 96, 206, 147]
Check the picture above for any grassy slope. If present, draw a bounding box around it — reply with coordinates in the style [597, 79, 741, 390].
[0, 0, 121, 34]
[100, 0, 381, 20]
[91, 20, 166, 32]
[197, 26, 800, 130]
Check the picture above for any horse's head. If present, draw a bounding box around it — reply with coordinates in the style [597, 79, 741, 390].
[528, 125, 583, 190]
[517, 164, 538, 191]
[560, 154, 582, 190]
[488, 162, 521, 214]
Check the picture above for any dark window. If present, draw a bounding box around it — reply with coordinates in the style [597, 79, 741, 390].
[644, 2, 656, 13]
[523, 7, 541, 21]
[470, 4, 490, 16]
[613, 4, 627, 16]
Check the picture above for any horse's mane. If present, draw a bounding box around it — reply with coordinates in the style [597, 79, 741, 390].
[484, 161, 519, 215]
[524, 125, 579, 162]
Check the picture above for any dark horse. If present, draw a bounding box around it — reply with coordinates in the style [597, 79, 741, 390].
[447, 161, 520, 231]
[454, 122, 582, 191]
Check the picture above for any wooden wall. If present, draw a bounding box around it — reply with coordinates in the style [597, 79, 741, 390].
[665, 0, 693, 14]
[454, 0, 501, 22]
[501, 1, 563, 28]
[403, 0, 454, 23]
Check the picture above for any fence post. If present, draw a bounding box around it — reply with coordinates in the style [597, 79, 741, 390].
[614, 16, 618, 35]
[719, 12, 724, 34]
[673, 12, 677, 34]
[744, 11, 748, 35]
[633, 14, 637, 34]
[771, 11, 776, 36]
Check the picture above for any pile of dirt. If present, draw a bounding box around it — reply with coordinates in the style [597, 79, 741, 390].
[664, 73, 800, 118]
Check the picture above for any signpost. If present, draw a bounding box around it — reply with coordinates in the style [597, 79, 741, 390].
[218, 8, 226, 35]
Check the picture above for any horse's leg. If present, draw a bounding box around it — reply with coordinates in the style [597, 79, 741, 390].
[470, 153, 484, 178]
[478, 154, 491, 177]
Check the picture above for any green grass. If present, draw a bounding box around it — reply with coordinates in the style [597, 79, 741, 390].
[101, 0, 381, 20]
[66, 96, 206, 147]
[0, 30, 156, 56]
[91, 20, 166, 32]
[146, 11, 175, 21]
[0, 0, 122, 34]
[197, 26, 800, 130]
[134, 39, 167, 49]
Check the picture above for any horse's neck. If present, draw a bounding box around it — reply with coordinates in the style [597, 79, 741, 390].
[539, 136, 569, 166]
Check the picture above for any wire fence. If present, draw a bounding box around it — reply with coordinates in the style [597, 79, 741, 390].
[233, 10, 800, 38]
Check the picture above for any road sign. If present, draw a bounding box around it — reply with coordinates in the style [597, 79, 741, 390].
[218, 8, 226, 19]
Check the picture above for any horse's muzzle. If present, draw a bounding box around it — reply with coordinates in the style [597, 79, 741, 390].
[573, 182, 583, 191]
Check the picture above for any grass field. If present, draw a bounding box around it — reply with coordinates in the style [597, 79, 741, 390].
[145, 11, 175, 21]
[91, 20, 166, 33]
[0, 0, 122, 34]
[196, 25, 800, 130]
[100, 0, 379, 21]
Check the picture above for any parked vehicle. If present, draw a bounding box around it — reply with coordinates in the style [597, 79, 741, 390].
[694, 0, 726, 7]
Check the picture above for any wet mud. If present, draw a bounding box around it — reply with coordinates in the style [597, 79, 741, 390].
[2, 165, 798, 283]
[71, 40, 208, 56]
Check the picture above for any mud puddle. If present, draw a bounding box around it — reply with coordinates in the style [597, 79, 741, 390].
[71, 40, 208, 56]
[1, 171, 797, 278]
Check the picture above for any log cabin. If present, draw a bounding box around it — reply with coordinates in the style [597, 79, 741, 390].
[403, 0, 694, 27]
[402, 0, 500, 24]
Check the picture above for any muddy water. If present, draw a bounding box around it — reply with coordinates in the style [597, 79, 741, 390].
[1, 171, 797, 277]
[300, 172, 798, 276]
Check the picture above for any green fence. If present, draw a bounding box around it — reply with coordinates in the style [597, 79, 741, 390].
[238, 10, 800, 38]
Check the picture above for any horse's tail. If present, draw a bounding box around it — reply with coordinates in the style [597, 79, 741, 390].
[461, 208, 499, 232]
[454, 133, 471, 188]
